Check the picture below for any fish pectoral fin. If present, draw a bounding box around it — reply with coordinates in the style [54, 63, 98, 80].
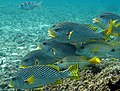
[47, 64, 60, 71]
[34, 86, 44, 90]
[68, 64, 80, 80]
[25, 75, 35, 84]
[35, 58, 39, 65]
[68, 31, 73, 39]
[9, 81, 14, 88]
[37, 44, 42, 50]
[48, 29, 56, 38]
[91, 47, 99, 53]
[88, 56, 101, 64]
[93, 18, 100, 23]
[52, 48, 56, 55]
[53, 79, 63, 85]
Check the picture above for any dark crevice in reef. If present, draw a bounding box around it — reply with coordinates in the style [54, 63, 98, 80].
[108, 79, 120, 91]
[88, 65, 102, 74]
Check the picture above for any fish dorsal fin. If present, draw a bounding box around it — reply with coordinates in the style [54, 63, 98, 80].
[91, 46, 99, 53]
[47, 64, 60, 71]
[80, 56, 88, 61]
[88, 56, 101, 64]
[25, 75, 35, 84]
[83, 24, 98, 31]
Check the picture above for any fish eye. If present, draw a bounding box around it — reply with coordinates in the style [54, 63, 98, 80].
[43, 42, 47, 45]
[52, 25, 56, 27]
[111, 49, 115, 52]
[24, 59, 28, 62]
[54, 28, 60, 32]
[66, 32, 69, 36]
[100, 15, 104, 18]
[80, 46, 85, 49]
[24, 80, 29, 85]
[12, 77, 16, 81]
[60, 61, 63, 63]
[21, 4, 24, 6]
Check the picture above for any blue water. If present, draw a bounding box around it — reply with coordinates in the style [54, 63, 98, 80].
[0, 0, 120, 90]
[1, 0, 120, 48]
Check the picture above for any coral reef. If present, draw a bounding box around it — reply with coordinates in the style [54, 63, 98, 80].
[0, 59, 120, 91]
[40, 60, 120, 91]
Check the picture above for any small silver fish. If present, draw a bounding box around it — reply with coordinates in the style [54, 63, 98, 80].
[19, 1, 42, 10]
[55, 56, 100, 70]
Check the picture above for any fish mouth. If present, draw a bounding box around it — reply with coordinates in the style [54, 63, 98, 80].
[48, 29, 56, 38]
[93, 18, 100, 23]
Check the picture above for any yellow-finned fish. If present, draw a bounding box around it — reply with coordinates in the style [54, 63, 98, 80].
[55, 56, 100, 70]
[48, 22, 104, 44]
[93, 12, 120, 36]
[106, 42, 120, 60]
[20, 50, 58, 68]
[38, 39, 77, 59]
[76, 42, 114, 59]
[9, 64, 79, 89]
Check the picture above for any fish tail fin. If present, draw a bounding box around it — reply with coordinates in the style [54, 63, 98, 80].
[67, 64, 80, 80]
[37, 1, 43, 8]
[104, 19, 116, 36]
[88, 56, 101, 64]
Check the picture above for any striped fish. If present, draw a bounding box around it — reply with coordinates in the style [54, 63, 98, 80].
[9, 64, 79, 89]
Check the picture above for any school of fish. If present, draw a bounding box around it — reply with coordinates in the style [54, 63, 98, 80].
[9, 4, 120, 90]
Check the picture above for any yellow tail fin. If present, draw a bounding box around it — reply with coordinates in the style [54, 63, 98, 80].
[105, 19, 117, 36]
[67, 64, 80, 80]
[89, 56, 101, 64]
